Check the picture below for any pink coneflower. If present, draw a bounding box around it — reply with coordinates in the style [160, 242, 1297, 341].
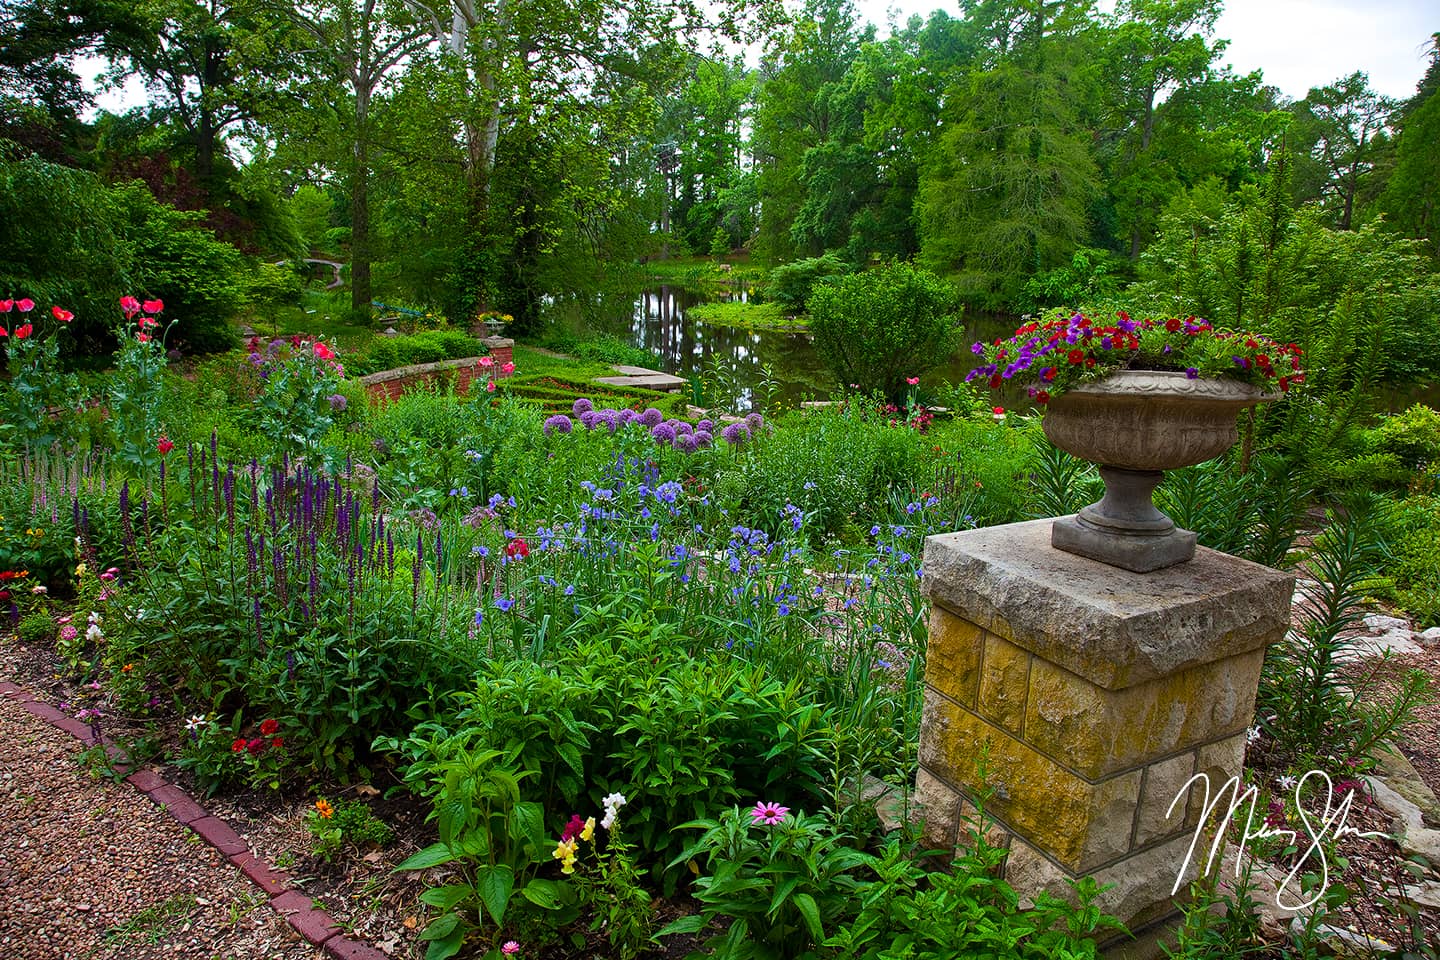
[750, 801, 789, 825]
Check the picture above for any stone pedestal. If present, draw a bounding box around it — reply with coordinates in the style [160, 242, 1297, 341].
[917, 518, 1293, 932]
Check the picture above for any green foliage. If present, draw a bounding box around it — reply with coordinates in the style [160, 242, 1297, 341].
[349, 330, 485, 377]
[305, 797, 393, 862]
[1371, 404, 1440, 472]
[110, 182, 245, 353]
[534, 330, 661, 368]
[764, 254, 851, 313]
[1373, 486, 1440, 627]
[1257, 498, 1433, 766]
[245, 262, 304, 311]
[807, 262, 960, 402]
[244, 337, 346, 461]
[17, 608, 52, 644]
[0, 307, 84, 453]
[106, 306, 173, 478]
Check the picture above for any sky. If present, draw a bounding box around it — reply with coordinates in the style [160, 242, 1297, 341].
[851, 0, 1436, 101]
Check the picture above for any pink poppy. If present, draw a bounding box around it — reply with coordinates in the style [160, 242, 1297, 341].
[142, 299, 163, 314]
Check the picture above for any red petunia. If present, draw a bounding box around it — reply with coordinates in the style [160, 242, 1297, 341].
[232, 738, 247, 753]
[1067, 349, 1084, 365]
[271, 736, 284, 749]
[1165, 318, 1182, 332]
[1036, 390, 1051, 404]
[989, 374, 1003, 389]
[246, 737, 267, 755]
[259, 718, 279, 736]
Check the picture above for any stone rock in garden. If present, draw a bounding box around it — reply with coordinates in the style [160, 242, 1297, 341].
[1374, 743, 1440, 828]
[239, 324, 257, 337]
[1365, 776, 1440, 875]
[1289, 916, 1396, 957]
[1388, 879, 1440, 910]
[1419, 626, 1440, 646]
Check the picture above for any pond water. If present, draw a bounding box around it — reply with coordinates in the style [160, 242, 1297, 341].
[546, 283, 1018, 411]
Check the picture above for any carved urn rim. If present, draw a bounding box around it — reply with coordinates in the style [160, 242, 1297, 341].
[1054, 369, 1279, 406]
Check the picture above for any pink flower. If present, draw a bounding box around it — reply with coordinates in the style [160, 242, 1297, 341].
[120, 295, 141, 317]
[906, 376, 919, 385]
[142, 299, 163, 314]
[750, 801, 789, 825]
[60, 625, 78, 642]
[16, 298, 34, 312]
[478, 356, 494, 368]
[313, 341, 335, 360]
[501, 361, 515, 374]
[51, 306, 74, 323]
[486, 379, 497, 392]
[0, 299, 11, 312]
[502, 943, 520, 956]
[137, 333, 151, 343]
[138, 317, 158, 329]
[158, 436, 174, 456]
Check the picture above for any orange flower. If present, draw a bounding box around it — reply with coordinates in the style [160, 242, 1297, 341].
[121, 663, 133, 673]
[315, 798, 334, 819]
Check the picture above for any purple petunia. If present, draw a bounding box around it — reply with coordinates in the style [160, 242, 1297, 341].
[1184, 367, 1199, 379]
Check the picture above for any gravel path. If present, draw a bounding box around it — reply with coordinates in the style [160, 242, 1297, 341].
[0, 693, 326, 960]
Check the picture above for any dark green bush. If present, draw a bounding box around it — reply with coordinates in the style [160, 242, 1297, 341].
[807, 262, 961, 403]
[349, 330, 483, 376]
[766, 253, 851, 312]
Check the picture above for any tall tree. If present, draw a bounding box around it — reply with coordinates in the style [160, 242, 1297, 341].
[1379, 34, 1440, 258]
[916, 0, 1101, 306]
[1289, 71, 1397, 230]
[280, 0, 432, 313]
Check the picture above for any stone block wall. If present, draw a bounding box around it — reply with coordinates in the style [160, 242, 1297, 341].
[917, 518, 1293, 932]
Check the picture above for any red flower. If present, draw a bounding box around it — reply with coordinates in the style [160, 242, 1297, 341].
[505, 538, 530, 560]
[138, 317, 158, 329]
[259, 718, 279, 736]
[157, 436, 174, 456]
[232, 738, 247, 753]
[1036, 390, 1051, 404]
[51, 306, 73, 323]
[271, 736, 284, 749]
[1067, 349, 1084, 364]
[120, 295, 141, 317]
[16, 298, 34, 312]
[989, 374, 1002, 389]
[142, 299, 163, 314]
[246, 737, 267, 755]
[0, 299, 11, 312]
[313, 341, 335, 360]
[1165, 318, 1182, 332]
[992, 406, 1005, 415]
[137, 333, 151, 343]
[14, 324, 32, 339]
[0, 327, 7, 337]
[560, 814, 586, 841]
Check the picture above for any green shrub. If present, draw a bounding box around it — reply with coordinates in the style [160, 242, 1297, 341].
[246, 262, 304, 311]
[807, 262, 961, 403]
[766, 254, 851, 313]
[1371, 404, 1440, 472]
[17, 610, 52, 644]
[348, 330, 483, 376]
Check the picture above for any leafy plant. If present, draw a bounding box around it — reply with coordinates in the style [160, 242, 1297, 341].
[0, 299, 84, 453]
[306, 797, 393, 862]
[807, 262, 961, 403]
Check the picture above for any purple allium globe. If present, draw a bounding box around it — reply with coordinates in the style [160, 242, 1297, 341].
[597, 409, 620, 432]
[674, 420, 693, 436]
[618, 408, 639, 425]
[721, 422, 751, 445]
[639, 407, 664, 427]
[573, 397, 593, 416]
[543, 414, 573, 436]
[693, 430, 713, 448]
[580, 410, 602, 430]
[745, 412, 765, 433]
[697, 419, 714, 433]
[651, 422, 678, 443]
[674, 433, 699, 454]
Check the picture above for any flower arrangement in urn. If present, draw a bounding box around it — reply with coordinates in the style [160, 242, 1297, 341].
[969, 311, 1306, 573]
[966, 310, 1304, 404]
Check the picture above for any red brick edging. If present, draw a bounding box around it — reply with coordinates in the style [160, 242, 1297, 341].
[0, 680, 390, 959]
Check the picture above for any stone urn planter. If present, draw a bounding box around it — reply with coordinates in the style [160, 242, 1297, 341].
[1042, 370, 1276, 572]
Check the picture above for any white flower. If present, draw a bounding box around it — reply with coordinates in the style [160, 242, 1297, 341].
[1246, 725, 1262, 743]
[31, 585, 47, 595]
[85, 624, 103, 642]
[602, 792, 627, 811]
[184, 714, 209, 732]
[87, 610, 102, 625]
[601, 810, 618, 831]
[1276, 775, 1297, 791]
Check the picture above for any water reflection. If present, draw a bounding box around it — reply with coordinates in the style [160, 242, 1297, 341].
[545, 284, 1020, 411]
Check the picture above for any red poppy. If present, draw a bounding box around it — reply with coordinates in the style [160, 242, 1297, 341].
[0, 300, 11, 312]
[51, 306, 73, 323]
[120, 295, 141, 316]
[137, 333, 151, 343]
[259, 718, 279, 736]
[14, 324, 32, 339]
[0, 328, 7, 337]
[142, 299, 163, 314]
[505, 537, 530, 560]
[16, 298, 34, 312]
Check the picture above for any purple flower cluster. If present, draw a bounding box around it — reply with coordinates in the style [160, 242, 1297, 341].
[543, 398, 742, 454]
[543, 414, 573, 435]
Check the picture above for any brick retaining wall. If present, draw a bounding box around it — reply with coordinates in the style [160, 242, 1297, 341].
[357, 337, 513, 403]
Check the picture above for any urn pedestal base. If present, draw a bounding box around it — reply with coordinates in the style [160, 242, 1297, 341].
[1051, 516, 1197, 573]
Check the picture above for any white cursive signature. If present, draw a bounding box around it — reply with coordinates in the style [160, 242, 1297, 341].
[1167, 770, 1388, 911]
